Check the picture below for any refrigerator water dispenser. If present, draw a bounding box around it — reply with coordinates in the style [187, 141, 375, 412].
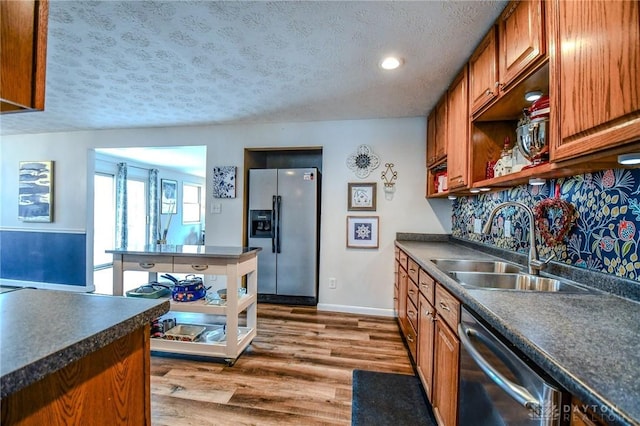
[250, 210, 272, 238]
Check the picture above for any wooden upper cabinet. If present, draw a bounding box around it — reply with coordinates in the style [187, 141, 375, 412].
[549, 0, 640, 162]
[447, 66, 469, 190]
[426, 110, 437, 167]
[498, 0, 546, 90]
[469, 27, 499, 114]
[0, 0, 49, 113]
[434, 95, 448, 163]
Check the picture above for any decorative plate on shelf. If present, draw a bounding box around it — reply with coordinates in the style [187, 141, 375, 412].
[346, 144, 380, 178]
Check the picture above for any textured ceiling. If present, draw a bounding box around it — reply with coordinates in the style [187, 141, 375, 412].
[0, 0, 507, 136]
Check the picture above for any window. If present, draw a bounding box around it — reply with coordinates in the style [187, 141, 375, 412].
[183, 183, 201, 223]
[127, 178, 147, 247]
[93, 173, 115, 268]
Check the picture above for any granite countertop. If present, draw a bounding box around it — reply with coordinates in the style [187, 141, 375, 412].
[0, 289, 169, 398]
[106, 244, 261, 258]
[396, 239, 640, 426]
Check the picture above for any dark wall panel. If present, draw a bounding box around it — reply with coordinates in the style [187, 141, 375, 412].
[0, 231, 86, 286]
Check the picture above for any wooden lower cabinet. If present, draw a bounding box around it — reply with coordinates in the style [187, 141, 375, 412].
[432, 319, 460, 426]
[1, 326, 151, 425]
[417, 293, 436, 401]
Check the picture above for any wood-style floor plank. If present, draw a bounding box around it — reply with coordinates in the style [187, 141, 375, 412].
[151, 304, 413, 425]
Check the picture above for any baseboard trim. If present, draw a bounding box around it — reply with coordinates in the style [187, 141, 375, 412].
[317, 303, 395, 317]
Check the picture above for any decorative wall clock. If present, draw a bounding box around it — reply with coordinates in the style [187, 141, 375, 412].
[346, 144, 380, 178]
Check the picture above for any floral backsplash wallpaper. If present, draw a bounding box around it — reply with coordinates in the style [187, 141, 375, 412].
[452, 168, 640, 282]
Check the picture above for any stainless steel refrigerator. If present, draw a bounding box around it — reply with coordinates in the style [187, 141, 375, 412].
[247, 168, 320, 304]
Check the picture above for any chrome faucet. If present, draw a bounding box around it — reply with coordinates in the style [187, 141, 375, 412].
[482, 201, 554, 275]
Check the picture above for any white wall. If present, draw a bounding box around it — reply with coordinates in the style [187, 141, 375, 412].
[0, 117, 452, 314]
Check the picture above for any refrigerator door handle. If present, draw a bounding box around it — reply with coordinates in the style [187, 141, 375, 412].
[276, 195, 282, 253]
[271, 195, 277, 253]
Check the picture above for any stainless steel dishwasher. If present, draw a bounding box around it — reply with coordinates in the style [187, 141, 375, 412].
[458, 307, 569, 425]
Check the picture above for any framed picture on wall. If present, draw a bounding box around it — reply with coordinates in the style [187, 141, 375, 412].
[348, 182, 377, 211]
[161, 179, 177, 214]
[19, 160, 54, 222]
[346, 216, 379, 249]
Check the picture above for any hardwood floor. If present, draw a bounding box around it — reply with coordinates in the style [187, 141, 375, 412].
[150, 304, 413, 425]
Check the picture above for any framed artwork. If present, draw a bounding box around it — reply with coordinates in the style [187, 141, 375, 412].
[19, 161, 54, 222]
[213, 166, 236, 198]
[346, 216, 379, 249]
[161, 179, 178, 214]
[348, 182, 377, 211]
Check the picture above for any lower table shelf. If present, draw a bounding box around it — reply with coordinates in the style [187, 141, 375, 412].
[151, 325, 256, 360]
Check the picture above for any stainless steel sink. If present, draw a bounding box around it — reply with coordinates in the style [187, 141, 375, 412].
[449, 271, 594, 293]
[431, 259, 523, 273]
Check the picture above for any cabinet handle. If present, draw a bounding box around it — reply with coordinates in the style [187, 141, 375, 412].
[494, 81, 501, 88]
[485, 89, 493, 96]
[439, 301, 451, 312]
[409, 268, 416, 273]
[420, 283, 429, 290]
[408, 289, 416, 296]
[139, 262, 155, 269]
[407, 334, 415, 343]
[191, 264, 209, 271]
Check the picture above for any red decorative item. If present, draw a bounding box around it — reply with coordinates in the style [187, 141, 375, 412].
[533, 184, 578, 246]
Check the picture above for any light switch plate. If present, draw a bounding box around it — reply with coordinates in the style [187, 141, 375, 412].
[212, 203, 222, 214]
[474, 218, 482, 234]
[504, 220, 512, 238]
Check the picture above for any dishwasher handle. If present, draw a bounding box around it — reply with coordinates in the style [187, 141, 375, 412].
[458, 322, 542, 415]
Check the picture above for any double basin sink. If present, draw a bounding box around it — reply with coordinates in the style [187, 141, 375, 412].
[431, 259, 595, 293]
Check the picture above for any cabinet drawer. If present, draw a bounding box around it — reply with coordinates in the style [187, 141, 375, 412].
[435, 284, 460, 329]
[173, 257, 227, 274]
[418, 269, 435, 304]
[398, 250, 408, 271]
[407, 258, 419, 284]
[407, 297, 419, 333]
[122, 255, 173, 272]
[407, 279, 419, 311]
[404, 321, 418, 361]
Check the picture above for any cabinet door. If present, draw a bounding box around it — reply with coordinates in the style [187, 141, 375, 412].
[0, 0, 48, 112]
[549, 0, 640, 161]
[398, 265, 408, 330]
[469, 26, 499, 114]
[434, 95, 448, 162]
[447, 66, 469, 190]
[426, 110, 437, 167]
[417, 294, 435, 402]
[432, 320, 460, 426]
[498, 0, 546, 90]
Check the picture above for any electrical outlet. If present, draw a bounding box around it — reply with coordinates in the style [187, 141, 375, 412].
[329, 278, 337, 289]
[504, 220, 512, 238]
[211, 203, 222, 214]
[474, 219, 482, 234]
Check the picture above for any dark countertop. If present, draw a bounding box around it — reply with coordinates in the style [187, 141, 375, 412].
[0, 289, 169, 398]
[106, 244, 261, 258]
[396, 239, 640, 426]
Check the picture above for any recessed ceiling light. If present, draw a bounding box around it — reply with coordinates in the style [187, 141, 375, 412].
[525, 90, 543, 102]
[618, 153, 640, 165]
[380, 56, 403, 70]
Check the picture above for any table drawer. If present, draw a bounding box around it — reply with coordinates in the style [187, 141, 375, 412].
[435, 284, 460, 329]
[407, 258, 419, 284]
[418, 269, 435, 304]
[173, 257, 228, 274]
[122, 255, 173, 272]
